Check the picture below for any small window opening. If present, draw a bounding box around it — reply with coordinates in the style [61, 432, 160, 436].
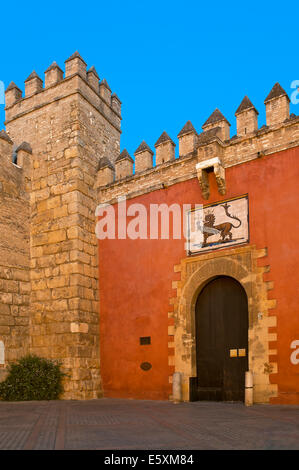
[140, 336, 151, 345]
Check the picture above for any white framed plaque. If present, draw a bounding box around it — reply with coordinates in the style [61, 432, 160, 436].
[187, 195, 249, 255]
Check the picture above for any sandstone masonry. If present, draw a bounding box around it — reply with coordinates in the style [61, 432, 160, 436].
[1, 52, 121, 398]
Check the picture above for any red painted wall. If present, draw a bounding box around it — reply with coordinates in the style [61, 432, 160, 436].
[98, 147, 299, 403]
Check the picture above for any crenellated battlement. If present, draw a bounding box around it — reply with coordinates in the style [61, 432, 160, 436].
[0, 129, 32, 174]
[0, 129, 33, 209]
[96, 82, 299, 203]
[4, 51, 121, 134]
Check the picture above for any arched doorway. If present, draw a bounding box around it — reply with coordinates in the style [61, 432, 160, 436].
[194, 276, 249, 402]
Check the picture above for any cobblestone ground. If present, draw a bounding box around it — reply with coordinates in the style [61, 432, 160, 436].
[0, 399, 298, 450]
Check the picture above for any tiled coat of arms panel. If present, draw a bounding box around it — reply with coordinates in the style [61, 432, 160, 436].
[187, 195, 249, 254]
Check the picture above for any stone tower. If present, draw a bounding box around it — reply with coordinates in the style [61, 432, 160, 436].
[4, 52, 121, 399]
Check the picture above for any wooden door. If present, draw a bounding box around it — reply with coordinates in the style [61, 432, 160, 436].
[194, 276, 248, 402]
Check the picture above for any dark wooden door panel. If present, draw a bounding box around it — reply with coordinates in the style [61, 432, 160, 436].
[195, 276, 248, 402]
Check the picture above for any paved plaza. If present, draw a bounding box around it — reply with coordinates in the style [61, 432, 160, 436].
[0, 398, 298, 450]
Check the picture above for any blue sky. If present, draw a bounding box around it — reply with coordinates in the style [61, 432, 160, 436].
[0, 0, 298, 158]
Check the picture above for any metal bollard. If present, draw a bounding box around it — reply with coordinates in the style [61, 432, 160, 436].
[245, 370, 253, 406]
[172, 372, 182, 403]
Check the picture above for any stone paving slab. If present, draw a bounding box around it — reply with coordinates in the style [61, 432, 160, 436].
[0, 398, 298, 450]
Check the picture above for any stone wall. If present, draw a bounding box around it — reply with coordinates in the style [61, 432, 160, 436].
[3, 52, 121, 399]
[0, 134, 30, 381]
